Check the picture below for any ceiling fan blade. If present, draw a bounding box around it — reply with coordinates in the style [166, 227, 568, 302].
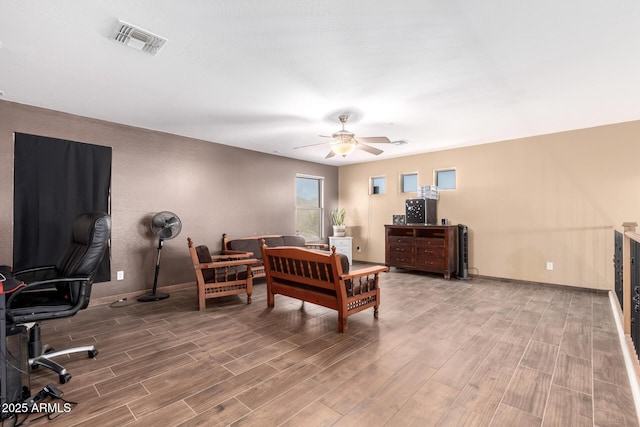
[357, 136, 391, 144]
[325, 151, 336, 159]
[356, 142, 384, 155]
[319, 134, 333, 139]
[294, 141, 330, 149]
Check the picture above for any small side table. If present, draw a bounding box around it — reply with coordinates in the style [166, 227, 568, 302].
[329, 236, 353, 265]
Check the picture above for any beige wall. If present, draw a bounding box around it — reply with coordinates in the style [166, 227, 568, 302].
[0, 101, 338, 299]
[340, 121, 640, 290]
[3, 99, 637, 294]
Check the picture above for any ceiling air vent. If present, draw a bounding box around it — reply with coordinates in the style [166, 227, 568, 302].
[112, 20, 167, 55]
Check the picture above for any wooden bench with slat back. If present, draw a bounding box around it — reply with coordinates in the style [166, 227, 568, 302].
[260, 240, 388, 333]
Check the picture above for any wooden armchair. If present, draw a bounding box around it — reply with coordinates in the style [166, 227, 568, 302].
[187, 238, 258, 310]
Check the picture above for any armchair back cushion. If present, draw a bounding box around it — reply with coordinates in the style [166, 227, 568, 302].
[228, 239, 262, 259]
[282, 235, 306, 247]
[195, 245, 215, 282]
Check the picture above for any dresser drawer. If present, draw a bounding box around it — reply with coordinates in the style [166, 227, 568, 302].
[330, 240, 350, 249]
[416, 247, 445, 258]
[389, 244, 413, 255]
[415, 257, 445, 270]
[415, 237, 444, 248]
[388, 236, 414, 245]
[389, 253, 415, 265]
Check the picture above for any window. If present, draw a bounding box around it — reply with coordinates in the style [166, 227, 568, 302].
[371, 176, 386, 194]
[401, 173, 418, 193]
[296, 175, 323, 240]
[434, 168, 456, 190]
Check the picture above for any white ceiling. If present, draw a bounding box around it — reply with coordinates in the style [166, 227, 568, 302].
[1, 1, 640, 166]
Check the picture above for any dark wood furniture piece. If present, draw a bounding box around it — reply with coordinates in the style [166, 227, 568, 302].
[187, 238, 258, 310]
[261, 242, 388, 333]
[222, 233, 328, 280]
[385, 224, 458, 279]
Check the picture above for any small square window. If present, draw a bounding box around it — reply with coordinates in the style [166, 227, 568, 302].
[401, 173, 418, 193]
[435, 169, 456, 190]
[371, 176, 386, 194]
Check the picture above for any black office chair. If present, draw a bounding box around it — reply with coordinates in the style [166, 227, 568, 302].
[6, 212, 111, 384]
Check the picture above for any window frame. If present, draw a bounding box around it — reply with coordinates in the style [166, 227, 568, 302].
[434, 168, 457, 190]
[400, 172, 418, 193]
[370, 176, 386, 195]
[295, 174, 324, 240]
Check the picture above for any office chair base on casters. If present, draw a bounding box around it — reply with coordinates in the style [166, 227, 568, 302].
[29, 324, 100, 384]
[30, 355, 72, 384]
[138, 292, 169, 302]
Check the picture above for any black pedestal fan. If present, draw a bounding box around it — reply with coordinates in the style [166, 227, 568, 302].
[138, 211, 182, 302]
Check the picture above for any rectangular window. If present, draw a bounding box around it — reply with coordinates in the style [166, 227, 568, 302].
[296, 175, 323, 240]
[434, 168, 456, 190]
[371, 176, 386, 195]
[401, 173, 418, 193]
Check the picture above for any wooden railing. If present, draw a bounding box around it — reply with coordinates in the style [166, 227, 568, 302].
[616, 222, 640, 413]
[609, 222, 640, 416]
[621, 222, 640, 338]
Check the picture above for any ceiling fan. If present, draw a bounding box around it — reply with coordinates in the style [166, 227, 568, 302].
[295, 114, 393, 158]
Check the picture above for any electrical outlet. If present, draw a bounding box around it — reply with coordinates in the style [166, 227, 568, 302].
[116, 270, 124, 280]
[546, 262, 553, 271]
[356, 246, 362, 253]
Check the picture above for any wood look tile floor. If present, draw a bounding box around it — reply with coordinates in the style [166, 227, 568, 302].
[15, 267, 640, 426]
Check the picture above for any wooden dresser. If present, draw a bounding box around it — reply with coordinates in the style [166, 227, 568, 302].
[384, 224, 458, 279]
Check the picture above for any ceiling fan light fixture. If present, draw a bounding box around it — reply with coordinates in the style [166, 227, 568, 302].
[331, 142, 356, 157]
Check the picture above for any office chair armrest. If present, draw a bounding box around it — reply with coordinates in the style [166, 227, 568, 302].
[5, 275, 91, 308]
[13, 265, 57, 275]
[13, 265, 58, 282]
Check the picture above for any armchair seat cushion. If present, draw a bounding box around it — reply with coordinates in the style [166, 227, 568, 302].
[344, 278, 376, 297]
[210, 267, 250, 283]
[196, 244, 252, 283]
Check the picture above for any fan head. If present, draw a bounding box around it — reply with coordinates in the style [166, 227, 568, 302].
[294, 112, 393, 158]
[151, 211, 182, 240]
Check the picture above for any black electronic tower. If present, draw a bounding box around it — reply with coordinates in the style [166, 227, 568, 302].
[458, 224, 470, 280]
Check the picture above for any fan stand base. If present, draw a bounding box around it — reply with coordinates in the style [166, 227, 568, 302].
[137, 292, 170, 302]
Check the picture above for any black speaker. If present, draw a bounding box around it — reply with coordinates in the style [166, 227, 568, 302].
[405, 198, 437, 225]
[458, 224, 470, 280]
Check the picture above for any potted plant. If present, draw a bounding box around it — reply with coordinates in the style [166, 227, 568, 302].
[331, 208, 346, 237]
